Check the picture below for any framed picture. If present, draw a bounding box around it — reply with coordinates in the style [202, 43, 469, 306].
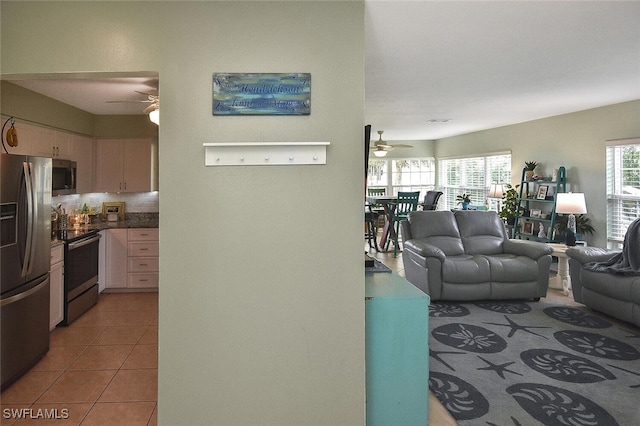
[530, 209, 541, 218]
[102, 201, 126, 221]
[522, 221, 534, 235]
[536, 185, 548, 200]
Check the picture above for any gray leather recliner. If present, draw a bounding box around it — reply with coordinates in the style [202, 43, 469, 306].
[566, 247, 640, 327]
[401, 210, 553, 301]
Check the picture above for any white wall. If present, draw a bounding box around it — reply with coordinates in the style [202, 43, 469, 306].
[1, 2, 366, 424]
[436, 100, 640, 247]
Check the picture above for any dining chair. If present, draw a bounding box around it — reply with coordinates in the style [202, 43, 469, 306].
[421, 190, 443, 211]
[366, 187, 386, 227]
[364, 210, 379, 251]
[386, 191, 420, 257]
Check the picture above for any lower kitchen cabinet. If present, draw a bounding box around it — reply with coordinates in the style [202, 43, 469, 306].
[104, 228, 158, 291]
[50, 244, 64, 330]
[127, 228, 159, 288]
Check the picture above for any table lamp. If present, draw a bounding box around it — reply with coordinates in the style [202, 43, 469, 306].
[555, 192, 587, 246]
[488, 183, 504, 212]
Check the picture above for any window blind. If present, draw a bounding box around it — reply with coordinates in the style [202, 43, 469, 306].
[367, 157, 436, 198]
[606, 139, 640, 246]
[438, 153, 511, 209]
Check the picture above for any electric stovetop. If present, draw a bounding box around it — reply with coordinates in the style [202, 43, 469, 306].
[54, 227, 99, 243]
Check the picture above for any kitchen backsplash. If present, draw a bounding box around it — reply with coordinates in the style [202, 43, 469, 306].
[53, 192, 159, 214]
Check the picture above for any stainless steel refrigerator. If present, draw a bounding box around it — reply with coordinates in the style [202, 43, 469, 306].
[1, 154, 52, 389]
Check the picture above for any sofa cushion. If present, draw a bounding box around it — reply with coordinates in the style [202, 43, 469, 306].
[442, 255, 491, 283]
[407, 211, 464, 256]
[581, 269, 640, 303]
[454, 211, 506, 255]
[484, 254, 540, 282]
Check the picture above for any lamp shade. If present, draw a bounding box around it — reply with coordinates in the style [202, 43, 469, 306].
[488, 183, 504, 199]
[373, 149, 387, 157]
[148, 109, 159, 125]
[556, 193, 587, 214]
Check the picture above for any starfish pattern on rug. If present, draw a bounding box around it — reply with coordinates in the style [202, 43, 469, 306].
[484, 314, 550, 339]
[429, 348, 466, 372]
[476, 355, 523, 379]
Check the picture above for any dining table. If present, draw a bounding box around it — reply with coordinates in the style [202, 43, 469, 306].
[366, 196, 398, 251]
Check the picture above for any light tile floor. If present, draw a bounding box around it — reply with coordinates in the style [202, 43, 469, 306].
[1, 293, 158, 426]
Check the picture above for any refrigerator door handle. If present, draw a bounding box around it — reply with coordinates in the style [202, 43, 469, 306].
[21, 161, 36, 277]
[0, 275, 49, 307]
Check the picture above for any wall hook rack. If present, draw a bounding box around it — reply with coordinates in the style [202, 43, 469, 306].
[204, 142, 330, 166]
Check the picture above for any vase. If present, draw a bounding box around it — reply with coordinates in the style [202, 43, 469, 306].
[462, 201, 470, 210]
[525, 170, 534, 181]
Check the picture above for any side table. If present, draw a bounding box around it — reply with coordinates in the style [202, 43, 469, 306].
[548, 243, 571, 296]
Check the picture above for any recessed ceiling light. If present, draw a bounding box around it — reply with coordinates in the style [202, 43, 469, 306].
[426, 119, 452, 123]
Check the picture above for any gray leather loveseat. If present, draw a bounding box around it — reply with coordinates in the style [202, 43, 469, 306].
[401, 210, 553, 301]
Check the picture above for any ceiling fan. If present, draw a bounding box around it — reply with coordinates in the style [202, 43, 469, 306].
[107, 91, 159, 125]
[370, 130, 412, 157]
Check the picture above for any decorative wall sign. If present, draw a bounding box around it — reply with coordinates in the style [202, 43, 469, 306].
[213, 73, 311, 115]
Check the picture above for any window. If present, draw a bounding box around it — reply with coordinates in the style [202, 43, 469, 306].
[606, 139, 640, 248]
[438, 153, 511, 210]
[367, 158, 435, 199]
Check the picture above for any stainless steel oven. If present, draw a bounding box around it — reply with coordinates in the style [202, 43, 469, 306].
[59, 230, 100, 325]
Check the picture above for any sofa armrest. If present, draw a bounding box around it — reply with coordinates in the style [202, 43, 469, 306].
[502, 239, 553, 259]
[403, 240, 446, 261]
[566, 247, 619, 265]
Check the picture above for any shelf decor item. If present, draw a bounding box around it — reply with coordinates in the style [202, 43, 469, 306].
[522, 221, 534, 235]
[536, 185, 548, 200]
[524, 161, 538, 180]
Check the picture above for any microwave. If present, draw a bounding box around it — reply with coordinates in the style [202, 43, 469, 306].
[52, 159, 77, 196]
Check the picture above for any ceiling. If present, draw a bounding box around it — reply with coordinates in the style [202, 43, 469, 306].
[5, 1, 640, 142]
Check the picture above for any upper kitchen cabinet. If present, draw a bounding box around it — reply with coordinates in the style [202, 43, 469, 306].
[4, 120, 71, 160]
[94, 138, 158, 193]
[32, 126, 69, 158]
[69, 134, 94, 193]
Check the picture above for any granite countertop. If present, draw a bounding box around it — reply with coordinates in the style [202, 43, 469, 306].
[51, 213, 158, 246]
[91, 212, 159, 230]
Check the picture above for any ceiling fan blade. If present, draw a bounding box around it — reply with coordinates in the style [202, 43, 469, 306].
[370, 144, 393, 150]
[392, 143, 413, 148]
[106, 100, 154, 103]
[143, 104, 158, 114]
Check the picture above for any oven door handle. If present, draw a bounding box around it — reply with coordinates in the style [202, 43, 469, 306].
[68, 233, 101, 250]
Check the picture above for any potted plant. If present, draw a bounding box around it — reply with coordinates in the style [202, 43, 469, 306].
[456, 193, 471, 210]
[554, 214, 595, 241]
[524, 161, 538, 180]
[498, 184, 520, 225]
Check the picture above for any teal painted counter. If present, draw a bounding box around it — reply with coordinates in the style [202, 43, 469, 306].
[365, 271, 430, 426]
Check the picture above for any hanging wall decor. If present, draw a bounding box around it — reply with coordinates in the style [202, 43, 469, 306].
[213, 73, 311, 115]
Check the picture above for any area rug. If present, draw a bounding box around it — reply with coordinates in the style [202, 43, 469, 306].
[365, 258, 391, 273]
[428, 300, 640, 426]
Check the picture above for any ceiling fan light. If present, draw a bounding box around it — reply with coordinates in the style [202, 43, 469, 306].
[373, 149, 387, 157]
[148, 108, 159, 125]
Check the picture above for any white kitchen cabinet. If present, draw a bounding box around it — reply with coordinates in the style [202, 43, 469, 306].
[103, 228, 158, 291]
[127, 228, 159, 289]
[69, 134, 94, 193]
[104, 229, 128, 289]
[94, 138, 156, 193]
[52, 131, 71, 158]
[50, 244, 64, 330]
